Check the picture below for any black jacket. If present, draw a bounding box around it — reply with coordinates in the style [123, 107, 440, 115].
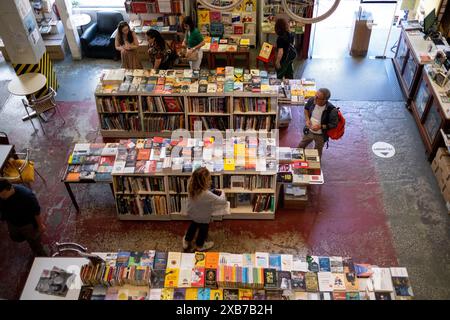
[304, 97, 339, 142]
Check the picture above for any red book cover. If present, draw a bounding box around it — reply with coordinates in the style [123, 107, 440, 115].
[137, 149, 150, 161]
[131, 2, 148, 14]
[153, 136, 164, 143]
[100, 156, 115, 166]
[291, 161, 309, 169]
[146, 160, 157, 173]
[163, 97, 183, 112]
[191, 267, 205, 287]
[210, 43, 219, 52]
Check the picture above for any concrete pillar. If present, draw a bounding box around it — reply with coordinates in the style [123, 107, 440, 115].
[0, 0, 45, 64]
[55, 0, 82, 60]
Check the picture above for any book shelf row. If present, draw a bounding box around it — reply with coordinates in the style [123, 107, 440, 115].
[95, 95, 279, 137]
[112, 174, 277, 220]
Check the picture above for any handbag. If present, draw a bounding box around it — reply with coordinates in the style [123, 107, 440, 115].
[185, 49, 199, 62]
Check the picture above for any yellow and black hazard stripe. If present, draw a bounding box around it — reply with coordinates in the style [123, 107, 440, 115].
[12, 52, 59, 98]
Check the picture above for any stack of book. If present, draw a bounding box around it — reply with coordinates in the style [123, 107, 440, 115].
[277, 148, 323, 185]
[79, 251, 414, 300]
[65, 143, 118, 182]
[95, 67, 280, 95]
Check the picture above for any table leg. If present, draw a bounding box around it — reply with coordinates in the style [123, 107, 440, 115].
[22, 112, 48, 122]
[65, 182, 80, 212]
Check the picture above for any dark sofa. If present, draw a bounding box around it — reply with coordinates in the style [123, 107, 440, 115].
[80, 11, 123, 59]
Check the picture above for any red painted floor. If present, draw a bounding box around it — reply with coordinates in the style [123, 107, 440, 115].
[0, 99, 397, 299]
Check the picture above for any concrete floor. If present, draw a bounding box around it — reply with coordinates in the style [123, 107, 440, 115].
[0, 52, 449, 300]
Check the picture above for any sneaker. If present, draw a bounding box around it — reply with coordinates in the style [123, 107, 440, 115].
[182, 237, 190, 250]
[196, 241, 214, 252]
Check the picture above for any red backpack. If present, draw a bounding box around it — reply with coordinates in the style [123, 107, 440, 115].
[327, 108, 345, 140]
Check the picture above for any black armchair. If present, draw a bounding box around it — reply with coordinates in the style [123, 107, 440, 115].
[80, 11, 123, 59]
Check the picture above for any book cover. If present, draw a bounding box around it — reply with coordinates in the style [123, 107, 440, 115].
[307, 256, 319, 272]
[255, 252, 269, 268]
[269, 254, 282, 271]
[180, 253, 195, 269]
[238, 289, 253, 300]
[318, 256, 331, 272]
[329, 256, 344, 273]
[344, 272, 359, 291]
[375, 292, 392, 300]
[372, 267, 393, 292]
[167, 252, 182, 268]
[292, 255, 308, 272]
[332, 273, 346, 291]
[205, 252, 220, 269]
[137, 148, 150, 161]
[164, 268, 179, 288]
[210, 289, 223, 300]
[191, 267, 205, 287]
[343, 257, 355, 273]
[185, 288, 198, 300]
[153, 251, 168, 269]
[317, 272, 334, 292]
[305, 272, 318, 292]
[223, 289, 239, 300]
[173, 288, 186, 300]
[332, 292, 347, 300]
[177, 269, 192, 288]
[197, 288, 211, 300]
[390, 267, 414, 298]
[150, 269, 166, 289]
[194, 252, 206, 267]
[263, 268, 277, 289]
[346, 292, 360, 300]
[205, 268, 218, 289]
[116, 251, 131, 267]
[320, 292, 333, 300]
[161, 288, 174, 300]
[291, 271, 306, 291]
[277, 271, 292, 290]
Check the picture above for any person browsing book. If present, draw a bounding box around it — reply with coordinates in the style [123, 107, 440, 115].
[298, 88, 338, 158]
[146, 29, 176, 70]
[183, 167, 227, 252]
[0, 179, 48, 256]
[182, 16, 205, 70]
[115, 21, 143, 69]
[275, 18, 295, 79]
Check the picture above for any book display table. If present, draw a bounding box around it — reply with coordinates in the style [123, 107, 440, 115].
[19, 251, 413, 300]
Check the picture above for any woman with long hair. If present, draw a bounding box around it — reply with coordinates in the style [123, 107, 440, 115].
[183, 167, 227, 251]
[181, 16, 205, 70]
[274, 18, 295, 79]
[115, 21, 142, 69]
[146, 29, 175, 70]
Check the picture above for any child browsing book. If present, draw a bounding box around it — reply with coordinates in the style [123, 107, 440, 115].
[183, 168, 227, 252]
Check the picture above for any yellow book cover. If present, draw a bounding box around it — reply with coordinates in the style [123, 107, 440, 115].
[232, 266, 237, 284]
[234, 144, 245, 157]
[117, 288, 129, 300]
[197, 10, 210, 25]
[210, 289, 223, 300]
[185, 288, 198, 300]
[344, 273, 359, 291]
[305, 89, 317, 98]
[164, 268, 180, 288]
[194, 252, 206, 267]
[161, 288, 174, 300]
[224, 158, 235, 171]
[239, 289, 253, 300]
[218, 265, 225, 285]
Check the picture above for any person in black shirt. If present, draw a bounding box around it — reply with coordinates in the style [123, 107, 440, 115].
[275, 18, 295, 79]
[0, 180, 48, 256]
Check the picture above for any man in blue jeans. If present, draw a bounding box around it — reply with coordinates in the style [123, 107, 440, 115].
[0, 179, 48, 256]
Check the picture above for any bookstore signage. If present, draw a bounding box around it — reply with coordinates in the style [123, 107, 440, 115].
[372, 142, 395, 158]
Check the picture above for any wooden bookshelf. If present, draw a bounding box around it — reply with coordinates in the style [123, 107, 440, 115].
[95, 91, 279, 138]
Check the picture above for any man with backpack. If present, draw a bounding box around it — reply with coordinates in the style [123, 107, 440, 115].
[298, 88, 340, 158]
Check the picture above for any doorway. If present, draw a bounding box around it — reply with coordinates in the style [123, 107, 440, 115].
[310, 0, 405, 59]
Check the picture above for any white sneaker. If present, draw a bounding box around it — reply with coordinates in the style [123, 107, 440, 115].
[182, 237, 190, 250]
[196, 241, 214, 252]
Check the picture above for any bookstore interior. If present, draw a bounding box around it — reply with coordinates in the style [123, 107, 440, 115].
[0, 0, 449, 303]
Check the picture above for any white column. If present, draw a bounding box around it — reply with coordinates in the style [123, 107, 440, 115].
[55, 0, 82, 60]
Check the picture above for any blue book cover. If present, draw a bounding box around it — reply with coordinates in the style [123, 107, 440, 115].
[319, 256, 331, 272]
[116, 251, 131, 268]
[173, 288, 186, 300]
[269, 254, 282, 271]
[153, 251, 168, 270]
[198, 288, 211, 300]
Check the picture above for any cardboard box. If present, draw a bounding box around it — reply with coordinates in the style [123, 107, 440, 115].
[438, 159, 450, 182]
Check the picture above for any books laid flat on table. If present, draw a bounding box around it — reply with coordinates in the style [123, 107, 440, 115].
[35, 267, 75, 297]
